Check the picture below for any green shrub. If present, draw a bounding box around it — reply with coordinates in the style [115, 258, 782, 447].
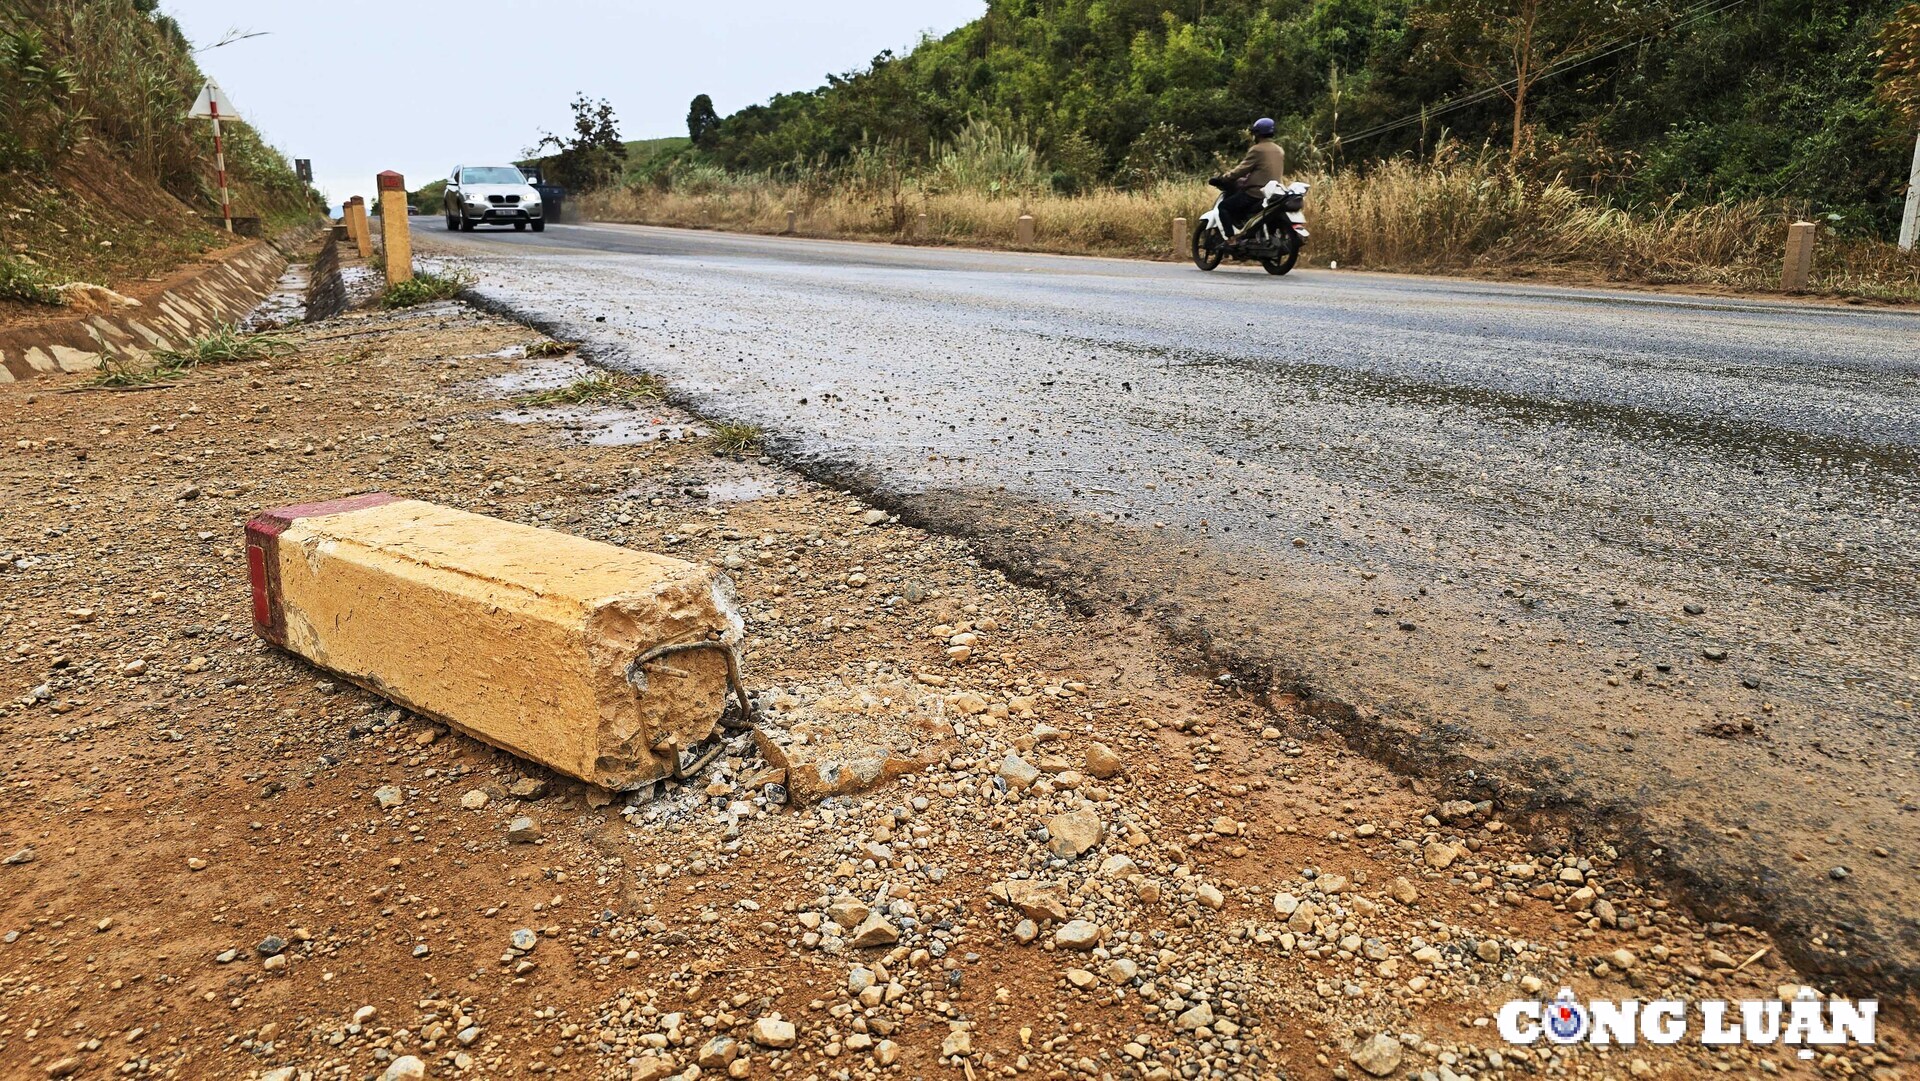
[379, 270, 471, 309]
[0, 255, 64, 304]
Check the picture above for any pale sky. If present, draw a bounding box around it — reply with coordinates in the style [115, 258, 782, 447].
[166, 1, 985, 206]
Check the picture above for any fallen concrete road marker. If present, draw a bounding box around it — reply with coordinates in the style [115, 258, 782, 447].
[246, 494, 747, 790]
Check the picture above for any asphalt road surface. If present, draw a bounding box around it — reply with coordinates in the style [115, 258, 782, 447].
[420, 218, 1920, 991]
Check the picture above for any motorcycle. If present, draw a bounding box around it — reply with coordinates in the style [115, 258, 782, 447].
[1192, 177, 1310, 275]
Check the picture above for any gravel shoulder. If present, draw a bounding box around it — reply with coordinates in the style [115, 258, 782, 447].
[0, 300, 1907, 1080]
[419, 222, 1920, 999]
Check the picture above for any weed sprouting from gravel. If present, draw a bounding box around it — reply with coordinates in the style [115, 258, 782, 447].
[709, 420, 763, 454]
[525, 339, 578, 358]
[518, 372, 663, 406]
[153, 325, 294, 367]
[379, 270, 472, 309]
[91, 325, 292, 387]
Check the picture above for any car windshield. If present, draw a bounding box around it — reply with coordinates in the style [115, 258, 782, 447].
[461, 166, 523, 185]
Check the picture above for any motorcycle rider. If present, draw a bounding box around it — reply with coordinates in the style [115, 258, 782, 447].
[1215, 117, 1285, 237]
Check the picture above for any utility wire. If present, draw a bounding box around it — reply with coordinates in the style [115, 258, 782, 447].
[1337, 0, 1744, 146]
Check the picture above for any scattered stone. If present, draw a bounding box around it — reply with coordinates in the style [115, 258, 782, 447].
[1388, 876, 1419, 905]
[998, 751, 1041, 791]
[510, 928, 538, 952]
[750, 1016, 797, 1049]
[699, 1035, 742, 1068]
[1423, 840, 1456, 869]
[4, 847, 35, 866]
[1350, 1033, 1404, 1077]
[506, 815, 541, 843]
[373, 785, 403, 810]
[992, 879, 1070, 922]
[1054, 920, 1101, 950]
[849, 913, 899, 947]
[1084, 742, 1124, 779]
[941, 1026, 973, 1057]
[1175, 1002, 1214, 1030]
[380, 1056, 426, 1081]
[508, 777, 549, 800]
[1045, 805, 1104, 858]
[459, 789, 489, 810]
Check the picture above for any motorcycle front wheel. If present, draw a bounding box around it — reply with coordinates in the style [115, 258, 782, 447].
[1191, 223, 1223, 271]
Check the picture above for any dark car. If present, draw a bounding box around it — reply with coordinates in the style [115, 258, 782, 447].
[519, 164, 567, 224]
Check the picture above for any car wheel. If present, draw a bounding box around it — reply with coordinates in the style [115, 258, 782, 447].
[514, 221, 527, 231]
[530, 220, 545, 233]
[459, 216, 476, 232]
[445, 208, 457, 230]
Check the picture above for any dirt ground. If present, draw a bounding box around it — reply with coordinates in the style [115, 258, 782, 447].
[0, 299, 1908, 1080]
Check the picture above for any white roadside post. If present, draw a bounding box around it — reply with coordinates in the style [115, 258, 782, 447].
[188, 80, 237, 233]
[1900, 129, 1920, 252]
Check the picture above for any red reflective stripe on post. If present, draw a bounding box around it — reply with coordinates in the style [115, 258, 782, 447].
[247, 543, 270, 627]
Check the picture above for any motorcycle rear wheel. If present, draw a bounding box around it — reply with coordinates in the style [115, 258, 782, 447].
[1191, 223, 1223, 271]
[1261, 251, 1298, 275]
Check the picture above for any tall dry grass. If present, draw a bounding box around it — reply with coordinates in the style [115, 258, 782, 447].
[582, 147, 1920, 301]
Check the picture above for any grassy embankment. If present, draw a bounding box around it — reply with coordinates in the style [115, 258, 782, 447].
[0, 0, 320, 313]
[583, 145, 1920, 302]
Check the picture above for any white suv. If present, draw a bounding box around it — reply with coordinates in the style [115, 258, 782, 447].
[444, 165, 545, 232]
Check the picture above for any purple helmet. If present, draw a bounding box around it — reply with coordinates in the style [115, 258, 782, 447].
[1251, 117, 1276, 137]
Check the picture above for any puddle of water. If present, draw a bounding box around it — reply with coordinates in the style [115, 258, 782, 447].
[701, 477, 778, 502]
[492, 401, 705, 446]
[484, 357, 592, 394]
[240, 263, 312, 330]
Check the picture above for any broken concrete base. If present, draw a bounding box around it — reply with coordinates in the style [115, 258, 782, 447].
[246, 494, 744, 790]
[752, 682, 956, 802]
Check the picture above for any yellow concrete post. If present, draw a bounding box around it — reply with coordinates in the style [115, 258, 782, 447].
[1173, 216, 1188, 254]
[1782, 220, 1815, 292]
[377, 171, 412, 283]
[347, 196, 373, 259]
[784, 210, 797, 234]
[245, 495, 746, 790]
[1016, 213, 1035, 246]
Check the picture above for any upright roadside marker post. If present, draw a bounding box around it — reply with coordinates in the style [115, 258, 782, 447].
[1016, 213, 1035, 246]
[1781, 221, 1815, 292]
[1899, 130, 1919, 252]
[1172, 216, 1188, 254]
[187, 80, 238, 233]
[348, 196, 373, 259]
[377, 171, 412, 283]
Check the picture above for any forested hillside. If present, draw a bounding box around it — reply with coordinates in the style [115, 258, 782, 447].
[698, 0, 1915, 234]
[0, 0, 317, 310]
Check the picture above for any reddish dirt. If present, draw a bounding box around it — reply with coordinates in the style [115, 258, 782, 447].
[0, 300, 1908, 1081]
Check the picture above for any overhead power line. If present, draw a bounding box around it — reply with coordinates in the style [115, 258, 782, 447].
[1336, 0, 1746, 146]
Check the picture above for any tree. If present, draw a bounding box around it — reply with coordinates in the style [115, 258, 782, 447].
[531, 93, 627, 190]
[1879, 3, 1920, 126]
[687, 93, 720, 147]
[1411, 0, 1659, 156]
